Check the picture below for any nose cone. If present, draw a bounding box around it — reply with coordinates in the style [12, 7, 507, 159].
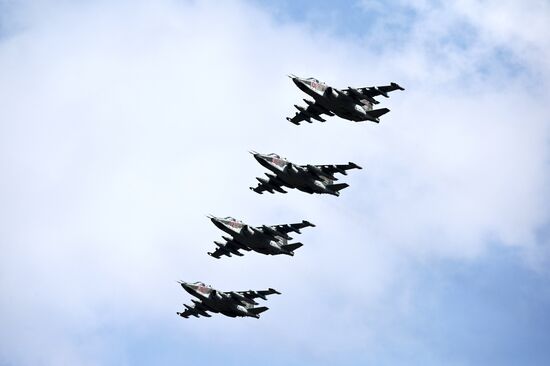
[249, 150, 263, 163]
[210, 216, 226, 231]
[290, 76, 313, 93]
[291, 76, 303, 87]
[251, 151, 265, 164]
[178, 281, 194, 294]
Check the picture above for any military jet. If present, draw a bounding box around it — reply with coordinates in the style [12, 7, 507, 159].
[177, 281, 280, 319]
[207, 215, 315, 258]
[249, 151, 362, 196]
[287, 75, 404, 125]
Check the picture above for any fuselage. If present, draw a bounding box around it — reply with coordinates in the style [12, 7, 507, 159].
[292, 77, 372, 122]
[254, 153, 339, 196]
[210, 217, 290, 255]
[180, 282, 258, 318]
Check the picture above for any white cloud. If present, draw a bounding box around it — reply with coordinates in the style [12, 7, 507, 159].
[0, 0, 549, 364]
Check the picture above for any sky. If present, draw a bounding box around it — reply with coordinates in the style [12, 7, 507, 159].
[0, 0, 549, 365]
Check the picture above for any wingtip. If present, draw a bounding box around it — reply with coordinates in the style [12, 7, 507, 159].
[391, 82, 405, 91]
[287, 117, 300, 125]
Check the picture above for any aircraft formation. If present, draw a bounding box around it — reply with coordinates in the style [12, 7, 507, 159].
[178, 75, 404, 319]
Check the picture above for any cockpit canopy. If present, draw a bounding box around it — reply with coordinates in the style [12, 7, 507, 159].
[223, 216, 243, 224]
[266, 153, 280, 159]
[304, 77, 323, 84]
[192, 282, 211, 288]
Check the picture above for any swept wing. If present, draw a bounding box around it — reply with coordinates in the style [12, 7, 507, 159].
[270, 220, 315, 235]
[208, 239, 246, 259]
[250, 174, 287, 194]
[350, 82, 404, 102]
[312, 162, 363, 177]
[178, 301, 213, 318]
[286, 99, 334, 125]
[237, 288, 281, 301]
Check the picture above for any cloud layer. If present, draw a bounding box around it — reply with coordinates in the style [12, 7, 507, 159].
[1, 0, 549, 364]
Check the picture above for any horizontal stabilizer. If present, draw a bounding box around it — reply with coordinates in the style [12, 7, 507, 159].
[368, 108, 390, 118]
[249, 306, 269, 315]
[327, 183, 349, 192]
[366, 107, 390, 122]
[282, 242, 303, 252]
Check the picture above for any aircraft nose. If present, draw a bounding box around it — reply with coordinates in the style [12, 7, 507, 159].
[210, 216, 228, 231]
[178, 281, 192, 292]
[251, 152, 264, 163]
[289, 75, 307, 87]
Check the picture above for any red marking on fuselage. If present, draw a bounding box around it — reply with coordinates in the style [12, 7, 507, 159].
[197, 285, 210, 295]
[227, 221, 243, 229]
[270, 157, 286, 167]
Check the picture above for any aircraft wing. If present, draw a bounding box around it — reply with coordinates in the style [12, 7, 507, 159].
[237, 288, 281, 301]
[250, 175, 287, 194]
[208, 239, 245, 259]
[286, 100, 334, 125]
[177, 302, 212, 318]
[354, 82, 404, 101]
[271, 220, 315, 235]
[314, 162, 363, 176]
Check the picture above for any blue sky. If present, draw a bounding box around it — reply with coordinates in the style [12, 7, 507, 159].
[58, 248, 550, 366]
[1, 0, 549, 365]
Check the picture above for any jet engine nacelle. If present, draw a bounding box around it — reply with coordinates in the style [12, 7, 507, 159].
[324, 86, 340, 99]
[241, 225, 252, 236]
[284, 164, 298, 174]
[354, 104, 367, 116]
[206, 289, 221, 301]
[230, 292, 258, 305]
[306, 164, 333, 180]
[235, 305, 249, 315]
[313, 180, 326, 190]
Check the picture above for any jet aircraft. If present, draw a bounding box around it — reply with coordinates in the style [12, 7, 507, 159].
[207, 215, 315, 258]
[249, 151, 362, 196]
[287, 75, 404, 125]
[177, 281, 280, 319]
